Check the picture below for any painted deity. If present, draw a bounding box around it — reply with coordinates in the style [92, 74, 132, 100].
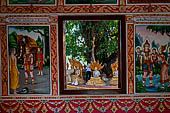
[158, 45, 169, 88]
[24, 47, 34, 85]
[9, 48, 20, 94]
[140, 40, 154, 87]
[36, 47, 43, 76]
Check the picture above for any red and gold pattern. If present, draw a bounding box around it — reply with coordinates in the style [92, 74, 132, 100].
[1, 25, 8, 96]
[127, 24, 134, 94]
[0, 98, 170, 113]
[51, 25, 58, 95]
[0, 0, 169, 13]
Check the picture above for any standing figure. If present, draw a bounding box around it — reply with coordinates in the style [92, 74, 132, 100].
[140, 40, 154, 87]
[159, 45, 169, 88]
[152, 48, 158, 66]
[152, 48, 159, 74]
[9, 48, 20, 94]
[18, 37, 26, 68]
[86, 63, 92, 83]
[24, 47, 34, 85]
[136, 46, 142, 67]
[36, 47, 43, 76]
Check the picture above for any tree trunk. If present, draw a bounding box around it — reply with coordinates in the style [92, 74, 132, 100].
[92, 35, 95, 62]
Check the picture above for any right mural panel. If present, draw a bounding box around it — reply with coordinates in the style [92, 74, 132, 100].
[135, 25, 170, 93]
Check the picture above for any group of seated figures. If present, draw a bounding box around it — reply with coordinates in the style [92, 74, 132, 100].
[66, 58, 118, 87]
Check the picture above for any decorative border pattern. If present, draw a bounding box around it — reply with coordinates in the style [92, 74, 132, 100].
[0, 98, 170, 113]
[51, 25, 58, 95]
[0, 0, 169, 13]
[1, 25, 8, 96]
[127, 24, 134, 94]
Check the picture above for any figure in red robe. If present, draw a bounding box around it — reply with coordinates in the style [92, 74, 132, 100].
[36, 47, 43, 75]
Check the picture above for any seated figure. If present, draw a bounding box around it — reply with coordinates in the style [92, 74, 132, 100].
[86, 60, 105, 86]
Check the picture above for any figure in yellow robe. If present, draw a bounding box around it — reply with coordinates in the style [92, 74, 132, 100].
[9, 49, 19, 94]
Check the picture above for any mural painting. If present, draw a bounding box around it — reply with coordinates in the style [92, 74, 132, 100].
[65, 0, 117, 4]
[64, 20, 119, 90]
[8, 26, 50, 94]
[135, 25, 170, 93]
[8, 0, 55, 4]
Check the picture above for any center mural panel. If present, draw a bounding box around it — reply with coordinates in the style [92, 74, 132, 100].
[135, 25, 170, 93]
[8, 26, 50, 94]
[64, 20, 119, 90]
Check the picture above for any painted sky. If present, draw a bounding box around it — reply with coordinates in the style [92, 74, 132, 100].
[135, 25, 170, 46]
[8, 26, 43, 41]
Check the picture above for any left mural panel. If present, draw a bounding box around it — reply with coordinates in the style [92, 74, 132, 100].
[8, 26, 50, 94]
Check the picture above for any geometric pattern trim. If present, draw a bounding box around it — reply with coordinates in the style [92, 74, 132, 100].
[0, 0, 170, 13]
[1, 98, 170, 113]
[127, 24, 134, 94]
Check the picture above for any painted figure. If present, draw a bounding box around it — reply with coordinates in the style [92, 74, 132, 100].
[136, 46, 142, 63]
[18, 37, 26, 68]
[9, 48, 20, 94]
[140, 40, 154, 87]
[24, 47, 34, 85]
[151, 48, 159, 75]
[152, 48, 158, 67]
[36, 47, 43, 76]
[86, 63, 92, 82]
[136, 46, 142, 72]
[159, 45, 169, 88]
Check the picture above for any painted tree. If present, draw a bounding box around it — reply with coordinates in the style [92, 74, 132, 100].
[8, 31, 18, 50]
[146, 25, 170, 37]
[15, 26, 49, 58]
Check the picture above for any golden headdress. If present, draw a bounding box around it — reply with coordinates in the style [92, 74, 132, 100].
[89, 60, 104, 71]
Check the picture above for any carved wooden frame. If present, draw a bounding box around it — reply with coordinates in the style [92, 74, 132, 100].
[58, 15, 127, 95]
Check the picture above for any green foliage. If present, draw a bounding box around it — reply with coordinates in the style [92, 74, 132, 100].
[17, 64, 22, 68]
[146, 25, 170, 37]
[44, 55, 50, 66]
[135, 65, 144, 75]
[136, 77, 146, 93]
[8, 31, 18, 50]
[135, 34, 142, 47]
[15, 26, 49, 37]
[65, 20, 119, 63]
[36, 36, 43, 49]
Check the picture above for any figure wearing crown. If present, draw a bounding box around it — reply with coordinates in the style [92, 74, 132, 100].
[159, 44, 169, 88]
[23, 47, 34, 85]
[140, 40, 154, 87]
